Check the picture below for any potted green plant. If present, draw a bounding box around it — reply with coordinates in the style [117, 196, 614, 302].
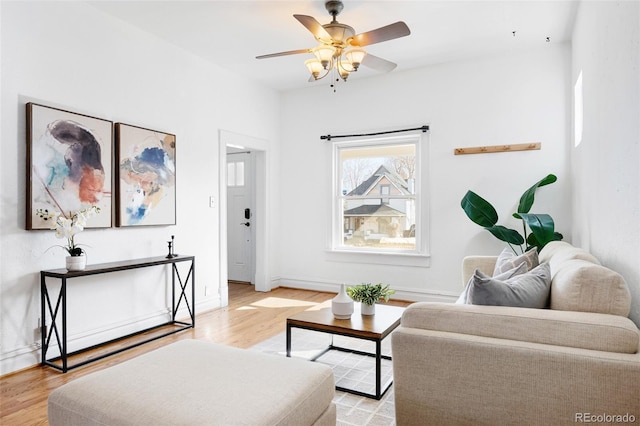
[460, 174, 563, 254]
[347, 283, 395, 315]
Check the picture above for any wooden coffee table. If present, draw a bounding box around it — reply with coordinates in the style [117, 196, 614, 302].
[286, 303, 405, 400]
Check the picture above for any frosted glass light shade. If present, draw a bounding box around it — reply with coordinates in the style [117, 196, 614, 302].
[345, 48, 366, 70]
[305, 58, 323, 78]
[312, 45, 336, 68]
[339, 67, 350, 81]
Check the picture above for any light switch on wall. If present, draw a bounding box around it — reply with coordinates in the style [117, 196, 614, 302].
[209, 196, 216, 208]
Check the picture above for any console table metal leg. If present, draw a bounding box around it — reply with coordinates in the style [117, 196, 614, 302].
[171, 264, 176, 322]
[172, 261, 195, 327]
[41, 275, 67, 372]
[61, 277, 68, 372]
[191, 259, 195, 326]
[40, 273, 46, 365]
[286, 323, 292, 357]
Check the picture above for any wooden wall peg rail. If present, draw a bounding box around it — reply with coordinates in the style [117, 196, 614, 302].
[454, 142, 541, 155]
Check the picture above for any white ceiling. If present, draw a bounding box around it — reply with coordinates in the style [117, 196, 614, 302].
[88, 0, 578, 92]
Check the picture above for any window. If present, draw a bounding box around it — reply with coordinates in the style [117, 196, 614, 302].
[574, 70, 583, 147]
[227, 161, 245, 187]
[333, 134, 424, 255]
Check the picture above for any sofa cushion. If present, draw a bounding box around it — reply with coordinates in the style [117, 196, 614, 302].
[492, 247, 539, 276]
[400, 302, 640, 354]
[466, 263, 551, 308]
[539, 241, 600, 275]
[461, 256, 497, 286]
[551, 259, 631, 316]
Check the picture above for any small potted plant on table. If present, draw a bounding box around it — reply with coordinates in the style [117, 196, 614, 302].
[347, 283, 395, 315]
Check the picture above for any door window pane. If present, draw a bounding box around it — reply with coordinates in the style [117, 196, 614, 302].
[235, 161, 245, 187]
[227, 161, 245, 187]
[227, 163, 236, 187]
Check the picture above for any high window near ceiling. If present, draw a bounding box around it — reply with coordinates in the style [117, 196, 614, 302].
[332, 133, 428, 261]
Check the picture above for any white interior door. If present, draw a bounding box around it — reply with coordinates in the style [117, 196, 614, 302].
[226, 152, 254, 283]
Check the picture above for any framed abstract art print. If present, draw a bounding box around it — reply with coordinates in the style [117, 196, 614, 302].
[115, 123, 176, 227]
[26, 103, 113, 230]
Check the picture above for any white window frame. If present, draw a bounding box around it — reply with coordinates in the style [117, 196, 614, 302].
[328, 132, 430, 266]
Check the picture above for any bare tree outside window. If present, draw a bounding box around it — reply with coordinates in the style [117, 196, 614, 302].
[342, 158, 374, 193]
[390, 155, 415, 180]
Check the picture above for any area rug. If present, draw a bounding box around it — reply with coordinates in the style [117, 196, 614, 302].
[250, 328, 396, 426]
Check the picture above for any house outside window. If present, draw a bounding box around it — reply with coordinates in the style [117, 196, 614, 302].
[333, 134, 424, 256]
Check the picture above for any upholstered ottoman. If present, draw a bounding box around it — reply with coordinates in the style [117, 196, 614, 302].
[48, 339, 336, 425]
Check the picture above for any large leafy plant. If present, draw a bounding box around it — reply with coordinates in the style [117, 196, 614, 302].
[460, 174, 563, 254]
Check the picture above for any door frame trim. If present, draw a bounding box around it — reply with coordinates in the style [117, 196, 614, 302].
[219, 130, 270, 307]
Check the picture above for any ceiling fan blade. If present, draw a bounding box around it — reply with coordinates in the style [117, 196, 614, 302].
[256, 48, 311, 59]
[349, 21, 410, 47]
[361, 54, 397, 73]
[294, 14, 333, 42]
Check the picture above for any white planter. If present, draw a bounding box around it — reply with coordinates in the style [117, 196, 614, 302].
[66, 255, 86, 271]
[332, 284, 354, 319]
[361, 303, 375, 315]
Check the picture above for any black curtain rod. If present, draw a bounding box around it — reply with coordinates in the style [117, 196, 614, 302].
[320, 125, 429, 141]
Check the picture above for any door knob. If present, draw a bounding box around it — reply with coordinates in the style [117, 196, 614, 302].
[241, 222, 250, 227]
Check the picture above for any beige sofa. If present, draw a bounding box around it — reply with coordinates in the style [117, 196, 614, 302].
[392, 241, 640, 425]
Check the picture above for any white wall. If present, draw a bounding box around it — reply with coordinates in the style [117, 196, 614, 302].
[571, 1, 640, 326]
[0, 1, 280, 374]
[278, 45, 571, 300]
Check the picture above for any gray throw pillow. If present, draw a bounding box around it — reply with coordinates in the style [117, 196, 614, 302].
[493, 247, 539, 276]
[456, 262, 528, 304]
[467, 262, 551, 308]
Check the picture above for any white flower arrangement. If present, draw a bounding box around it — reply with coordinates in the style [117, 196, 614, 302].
[36, 206, 100, 256]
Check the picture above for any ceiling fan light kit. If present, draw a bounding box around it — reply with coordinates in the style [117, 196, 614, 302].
[257, 0, 410, 92]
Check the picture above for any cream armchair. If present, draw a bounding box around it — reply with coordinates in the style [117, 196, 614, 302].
[392, 242, 640, 425]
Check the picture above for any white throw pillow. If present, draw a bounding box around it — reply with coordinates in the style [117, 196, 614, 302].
[493, 247, 539, 276]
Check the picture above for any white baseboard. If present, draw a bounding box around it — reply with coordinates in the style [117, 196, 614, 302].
[0, 343, 41, 376]
[193, 296, 221, 316]
[275, 277, 458, 303]
[0, 296, 220, 376]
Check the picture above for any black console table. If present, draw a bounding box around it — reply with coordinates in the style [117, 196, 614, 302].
[40, 255, 195, 372]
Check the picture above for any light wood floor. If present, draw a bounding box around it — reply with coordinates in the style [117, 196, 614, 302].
[0, 283, 410, 426]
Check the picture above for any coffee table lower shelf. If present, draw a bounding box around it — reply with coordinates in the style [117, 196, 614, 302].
[308, 336, 393, 400]
[286, 304, 404, 400]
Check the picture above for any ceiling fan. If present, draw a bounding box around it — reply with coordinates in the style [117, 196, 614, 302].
[256, 0, 410, 87]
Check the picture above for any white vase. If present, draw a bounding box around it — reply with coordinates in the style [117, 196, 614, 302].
[332, 284, 354, 319]
[66, 255, 86, 271]
[361, 302, 375, 315]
